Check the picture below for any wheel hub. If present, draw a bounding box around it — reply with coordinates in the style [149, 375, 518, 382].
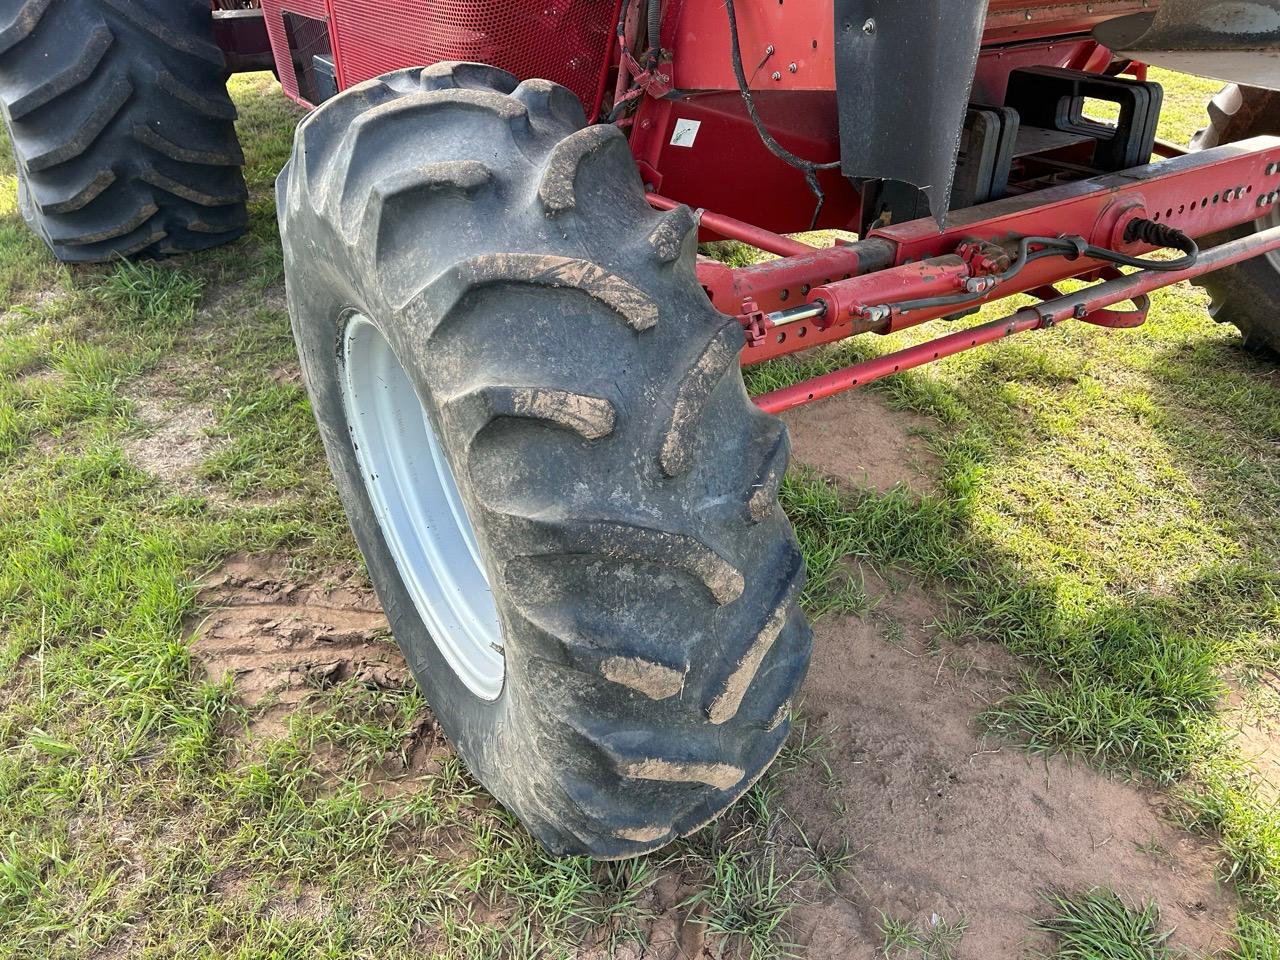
[340, 313, 504, 700]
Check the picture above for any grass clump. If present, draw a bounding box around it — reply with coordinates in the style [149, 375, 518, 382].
[877, 911, 969, 959]
[684, 848, 804, 960]
[1036, 888, 1173, 959]
[90, 259, 204, 331]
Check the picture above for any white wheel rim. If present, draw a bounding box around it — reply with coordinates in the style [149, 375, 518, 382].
[340, 313, 504, 700]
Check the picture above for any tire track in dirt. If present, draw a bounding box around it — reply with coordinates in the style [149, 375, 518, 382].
[188, 553, 408, 738]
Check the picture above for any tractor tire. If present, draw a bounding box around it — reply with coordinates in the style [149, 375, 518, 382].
[277, 63, 813, 858]
[1190, 84, 1280, 354]
[0, 0, 247, 262]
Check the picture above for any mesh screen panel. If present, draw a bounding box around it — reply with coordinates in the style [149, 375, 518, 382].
[282, 10, 334, 104]
[330, 0, 619, 117]
[262, 0, 329, 102]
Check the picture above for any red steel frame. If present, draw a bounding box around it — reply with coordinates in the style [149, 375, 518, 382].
[233, 0, 1280, 412]
[701, 137, 1280, 360]
[755, 222, 1280, 413]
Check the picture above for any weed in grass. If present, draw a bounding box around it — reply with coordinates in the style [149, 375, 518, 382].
[782, 810, 857, 892]
[90, 259, 204, 331]
[742, 773, 785, 831]
[878, 912, 968, 959]
[1227, 913, 1280, 960]
[879, 912, 927, 957]
[590, 857, 661, 948]
[1175, 759, 1280, 911]
[775, 711, 832, 775]
[685, 848, 804, 960]
[926, 916, 969, 958]
[1134, 838, 1177, 866]
[1036, 887, 1174, 959]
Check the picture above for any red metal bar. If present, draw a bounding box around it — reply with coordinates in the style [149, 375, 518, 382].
[698, 237, 896, 321]
[729, 135, 1280, 364]
[755, 223, 1280, 414]
[646, 194, 818, 259]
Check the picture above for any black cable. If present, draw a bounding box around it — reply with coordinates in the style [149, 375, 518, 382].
[1113, 219, 1199, 270]
[615, 0, 629, 40]
[646, 0, 662, 70]
[890, 237, 1072, 313]
[607, 0, 636, 123]
[723, 0, 840, 229]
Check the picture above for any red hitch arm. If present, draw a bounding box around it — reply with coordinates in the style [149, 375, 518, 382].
[754, 223, 1280, 414]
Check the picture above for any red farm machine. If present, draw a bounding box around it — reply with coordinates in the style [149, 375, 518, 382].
[3, 0, 1278, 857]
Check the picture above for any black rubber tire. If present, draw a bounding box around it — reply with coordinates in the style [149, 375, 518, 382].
[1190, 84, 1280, 354]
[278, 63, 813, 858]
[0, 0, 247, 262]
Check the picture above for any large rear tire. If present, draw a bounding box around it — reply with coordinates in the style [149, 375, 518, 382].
[0, 0, 247, 262]
[277, 63, 813, 857]
[1191, 84, 1280, 354]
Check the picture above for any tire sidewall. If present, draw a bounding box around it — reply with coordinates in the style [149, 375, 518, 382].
[282, 218, 522, 796]
[4, 113, 40, 237]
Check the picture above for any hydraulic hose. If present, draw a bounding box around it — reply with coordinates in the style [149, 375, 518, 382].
[887, 221, 1199, 315]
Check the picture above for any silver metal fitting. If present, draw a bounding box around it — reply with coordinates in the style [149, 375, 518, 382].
[860, 304, 891, 325]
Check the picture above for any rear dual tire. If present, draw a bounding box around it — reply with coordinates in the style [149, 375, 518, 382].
[0, 0, 247, 262]
[278, 63, 813, 857]
[1191, 84, 1280, 354]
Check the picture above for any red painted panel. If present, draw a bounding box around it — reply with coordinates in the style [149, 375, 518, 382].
[629, 93, 860, 235]
[326, 0, 621, 117]
[662, 0, 1154, 94]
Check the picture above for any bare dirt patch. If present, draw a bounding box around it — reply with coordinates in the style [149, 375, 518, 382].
[122, 373, 228, 495]
[781, 391, 939, 495]
[1236, 719, 1280, 800]
[124, 393, 222, 488]
[781, 571, 1237, 959]
[270, 361, 301, 385]
[1227, 680, 1280, 802]
[189, 554, 406, 739]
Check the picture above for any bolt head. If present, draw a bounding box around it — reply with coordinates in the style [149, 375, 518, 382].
[862, 17, 876, 35]
[771, 71, 782, 81]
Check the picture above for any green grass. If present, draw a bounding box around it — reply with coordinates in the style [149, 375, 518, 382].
[0, 64, 1278, 958]
[1036, 888, 1175, 959]
[877, 911, 969, 959]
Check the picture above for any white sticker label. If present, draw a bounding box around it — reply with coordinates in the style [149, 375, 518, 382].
[670, 118, 702, 148]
